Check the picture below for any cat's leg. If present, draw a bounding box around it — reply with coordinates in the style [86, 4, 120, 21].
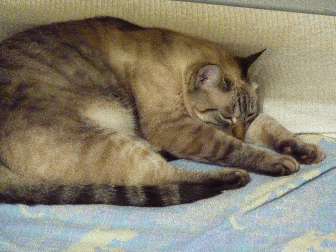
[141, 114, 306, 176]
[1, 127, 248, 186]
[73, 131, 251, 189]
[245, 113, 324, 164]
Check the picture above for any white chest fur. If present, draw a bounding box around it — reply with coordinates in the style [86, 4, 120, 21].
[81, 99, 136, 136]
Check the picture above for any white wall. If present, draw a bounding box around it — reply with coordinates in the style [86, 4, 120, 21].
[174, 0, 336, 16]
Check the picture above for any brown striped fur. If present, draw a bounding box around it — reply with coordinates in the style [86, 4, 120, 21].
[0, 17, 324, 206]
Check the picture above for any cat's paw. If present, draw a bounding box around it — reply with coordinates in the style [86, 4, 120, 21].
[217, 168, 250, 189]
[276, 139, 325, 164]
[259, 155, 299, 177]
[270, 155, 299, 176]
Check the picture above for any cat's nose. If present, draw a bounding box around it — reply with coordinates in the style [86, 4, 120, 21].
[231, 120, 245, 140]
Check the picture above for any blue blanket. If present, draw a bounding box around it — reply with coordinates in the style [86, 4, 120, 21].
[0, 135, 335, 251]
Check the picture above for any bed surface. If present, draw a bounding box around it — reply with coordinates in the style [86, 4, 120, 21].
[1, 135, 335, 251]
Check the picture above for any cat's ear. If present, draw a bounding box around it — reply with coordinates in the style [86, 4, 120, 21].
[235, 49, 266, 78]
[195, 65, 222, 89]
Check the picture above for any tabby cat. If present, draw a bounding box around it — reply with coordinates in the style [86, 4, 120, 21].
[0, 17, 324, 207]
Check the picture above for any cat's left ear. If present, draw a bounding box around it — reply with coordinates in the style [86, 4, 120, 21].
[235, 49, 266, 79]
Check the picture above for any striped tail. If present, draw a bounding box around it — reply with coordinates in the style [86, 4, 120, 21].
[0, 179, 239, 207]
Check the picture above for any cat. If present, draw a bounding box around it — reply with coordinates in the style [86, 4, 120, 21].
[0, 17, 324, 207]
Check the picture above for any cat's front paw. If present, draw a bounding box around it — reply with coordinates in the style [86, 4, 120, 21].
[259, 155, 299, 177]
[276, 139, 325, 164]
[271, 155, 299, 176]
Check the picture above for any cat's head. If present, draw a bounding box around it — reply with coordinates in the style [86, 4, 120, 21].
[184, 50, 265, 139]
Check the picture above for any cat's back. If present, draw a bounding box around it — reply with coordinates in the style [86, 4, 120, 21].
[0, 18, 134, 101]
[0, 17, 141, 133]
[0, 17, 143, 49]
[0, 16, 145, 78]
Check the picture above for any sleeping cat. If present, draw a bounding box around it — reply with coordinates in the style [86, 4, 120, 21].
[0, 17, 324, 207]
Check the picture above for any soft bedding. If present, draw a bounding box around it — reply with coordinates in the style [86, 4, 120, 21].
[0, 134, 335, 251]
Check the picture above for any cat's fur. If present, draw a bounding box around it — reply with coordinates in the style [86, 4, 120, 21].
[0, 17, 324, 207]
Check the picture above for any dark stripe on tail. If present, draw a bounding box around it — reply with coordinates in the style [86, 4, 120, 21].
[0, 179, 232, 207]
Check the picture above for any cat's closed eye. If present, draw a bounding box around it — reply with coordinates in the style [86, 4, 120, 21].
[201, 108, 218, 113]
[219, 113, 233, 122]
